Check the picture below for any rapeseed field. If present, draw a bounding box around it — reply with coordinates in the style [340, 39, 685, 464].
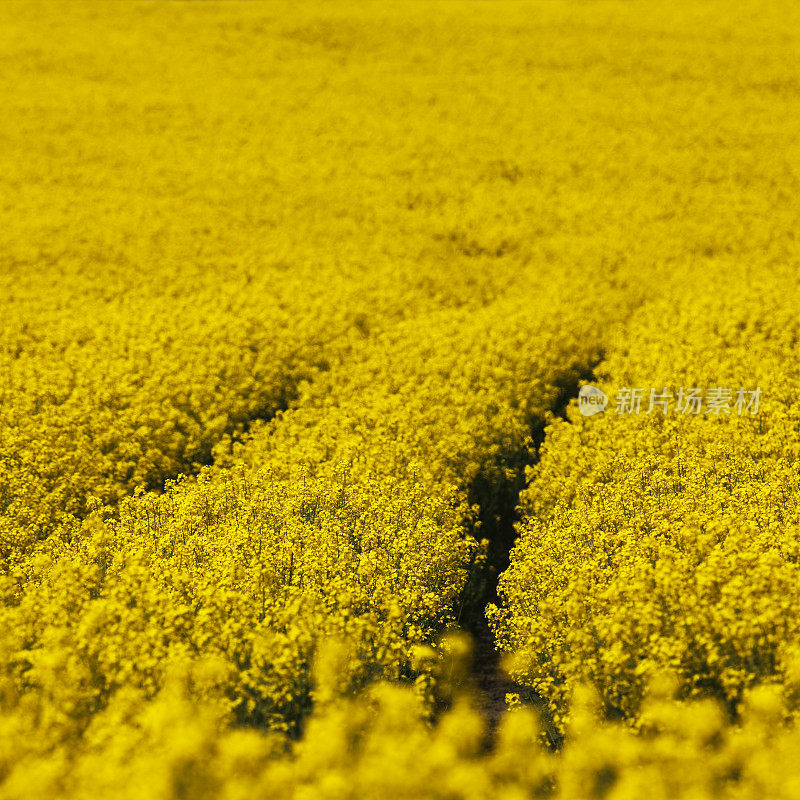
[2, 0, 800, 797]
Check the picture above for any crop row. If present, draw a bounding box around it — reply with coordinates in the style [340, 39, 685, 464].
[0, 274, 631, 789]
[492, 261, 800, 730]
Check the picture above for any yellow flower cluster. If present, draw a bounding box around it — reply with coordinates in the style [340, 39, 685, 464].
[6, 637, 800, 800]
[0, 282, 620, 758]
[2, 0, 555, 561]
[492, 263, 800, 730]
[0, 261, 410, 560]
